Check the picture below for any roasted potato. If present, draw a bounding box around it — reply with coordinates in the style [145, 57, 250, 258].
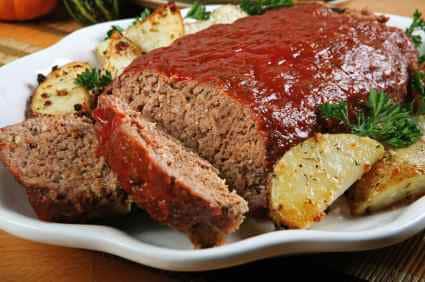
[184, 5, 247, 34]
[349, 116, 425, 215]
[96, 29, 143, 79]
[269, 134, 385, 229]
[30, 62, 92, 117]
[124, 3, 184, 53]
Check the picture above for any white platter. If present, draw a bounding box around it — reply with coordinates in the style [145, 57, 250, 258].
[0, 6, 424, 272]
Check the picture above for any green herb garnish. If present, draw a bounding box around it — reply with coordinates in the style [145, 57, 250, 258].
[319, 90, 421, 148]
[406, 10, 425, 113]
[131, 8, 151, 26]
[319, 101, 350, 126]
[105, 25, 123, 39]
[406, 9, 425, 48]
[186, 2, 210, 20]
[412, 71, 425, 113]
[412, 71, 425, 97]
[240, 0, 293, 16]
[75, 69, 112, 93]
[137, 8, 151, 22]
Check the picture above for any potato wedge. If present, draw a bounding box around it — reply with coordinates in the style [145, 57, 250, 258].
[96, 29, 143, 79]
[124, 3, 184, 53]
[349, 116, 425, 215]
[30, 62, 92, 117]
[269, 134, 385, 229]
[184, 5, 247, 35]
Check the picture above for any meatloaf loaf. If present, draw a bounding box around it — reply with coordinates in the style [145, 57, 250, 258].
[94, 96, 248, 248]
[0, 115, 132, 222]
[109, 3, 418, 214]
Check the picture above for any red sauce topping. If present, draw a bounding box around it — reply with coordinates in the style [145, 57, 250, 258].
[92, 102, 125, 155]
[93, 98, 229, 246]
[126, 4, 417, 161]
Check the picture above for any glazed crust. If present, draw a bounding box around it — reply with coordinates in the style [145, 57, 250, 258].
[111, 3, 418, 215]
[94, 96, 248, 248]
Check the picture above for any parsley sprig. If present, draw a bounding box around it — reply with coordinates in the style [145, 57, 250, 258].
[412, 71, 425, 97]
[75, 69, 112, 93]
[186, 2, 210, 20]
[105, 25, 123, 39]
[406, 9, 425, 48]
[240, 0, 293, 16]
[319, 101, 350, 125]
[319, 90, 422, 148]
[135, 8, 151, 22]
[412, 71, 425, 113]
[130, 8, 151, 26]
[406, 10, 425, 114]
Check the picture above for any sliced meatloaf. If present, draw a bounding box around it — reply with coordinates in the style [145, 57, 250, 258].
[109, 3, 418, 215]
[0, 115, 132, 223]
[94, 96, 248, 248]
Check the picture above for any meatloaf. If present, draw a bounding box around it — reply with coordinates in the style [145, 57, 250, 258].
[109, 3, 418, 214]
[0, 115, 132, 222]
[93, 96, 248, 248]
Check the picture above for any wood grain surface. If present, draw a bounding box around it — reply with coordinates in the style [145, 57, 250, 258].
[0, 1, 424, 281]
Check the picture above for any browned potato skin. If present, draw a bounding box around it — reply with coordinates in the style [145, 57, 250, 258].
[269, 133, 384, 229]
[96, 30, 143, 79]
[124, 3, 185, 53]
[349, 152, 425, 215]
[29, 62, 92, 117]
[349, 115, 425, 215]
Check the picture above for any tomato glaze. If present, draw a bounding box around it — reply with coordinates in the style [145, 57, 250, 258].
[125, 3, 418, 162]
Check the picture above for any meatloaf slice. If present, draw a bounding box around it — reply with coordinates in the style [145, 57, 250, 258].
[94, 96, 248, 248]
[110, 3, 418, 215]
[0, 115, 132, 223]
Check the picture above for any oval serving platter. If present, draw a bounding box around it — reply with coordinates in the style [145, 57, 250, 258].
[0, 6, 424, 271]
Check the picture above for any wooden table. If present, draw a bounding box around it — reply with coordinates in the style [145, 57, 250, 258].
[0, 1, 424, 281]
